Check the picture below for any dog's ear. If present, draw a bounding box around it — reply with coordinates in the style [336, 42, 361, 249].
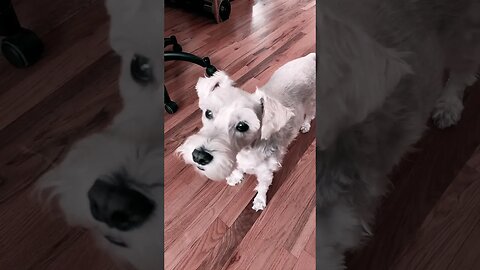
[317, 9, 412, 149]
[256, 89, 295, 140]
[195, 71, 234, 100]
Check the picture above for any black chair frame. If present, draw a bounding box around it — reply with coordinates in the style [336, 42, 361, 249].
[130, 35, 217, 114]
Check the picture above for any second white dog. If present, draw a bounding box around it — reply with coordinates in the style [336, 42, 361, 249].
[178, 53, 316, 211]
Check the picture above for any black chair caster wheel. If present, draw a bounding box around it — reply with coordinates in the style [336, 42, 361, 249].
[165, 101, 179, 114]
[219, 0, 231, 22]
[172, 44, 182, 52]
[1, 28, 44, 68]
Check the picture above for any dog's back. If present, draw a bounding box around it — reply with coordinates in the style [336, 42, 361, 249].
[261, 53, 316, 107]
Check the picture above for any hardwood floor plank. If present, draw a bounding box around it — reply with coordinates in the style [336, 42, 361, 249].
[165, 183, 224, 247]
[467, 146, 480, 170]
[284, 199, 316, 258]
[446, 217, 480, 270]
[292, 250, 315, 270]
[265, 248, 298, 270]
[218, 177, 258, 227]
[165, 183, 241, 269]
[304, 229, 315, 258]
[36, 232, 118, 270]
[164, 172, 209, 226]
[172, 218, 229, 270]
[195, 208, 261, 270]
[0, 187, 87, 269]
[391, 165, 480, 270]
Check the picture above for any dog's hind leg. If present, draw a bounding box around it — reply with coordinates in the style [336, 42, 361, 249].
[432, 70, 478, 129]
[300, 99, 316, 133]
[433, 17, 480, 129]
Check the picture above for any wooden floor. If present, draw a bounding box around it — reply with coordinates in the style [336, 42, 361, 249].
[392, 148, 480, 270]
[347, 79, 480, 270]
[2, 0, 480, 269]
[164, 0, 316, 269]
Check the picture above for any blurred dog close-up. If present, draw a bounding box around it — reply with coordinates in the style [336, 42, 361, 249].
[36, 0, 165, 269]
[316, 0, 480, 269]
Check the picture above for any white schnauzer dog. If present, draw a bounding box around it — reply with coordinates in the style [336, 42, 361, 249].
[316, 0, 479, 269]
[177, 53, 316, 211]
[36, 0, 165, 269]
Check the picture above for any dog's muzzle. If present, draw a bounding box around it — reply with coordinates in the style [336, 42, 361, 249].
[192, 148, 213, 166]
[87, 179, 155, 231]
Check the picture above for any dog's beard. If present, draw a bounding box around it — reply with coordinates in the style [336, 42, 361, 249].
[199, 154, 236, 180]
[177, 132, 242, 181]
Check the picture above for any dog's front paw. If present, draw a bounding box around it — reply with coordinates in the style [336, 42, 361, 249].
[300, 122, 311, 133]
[432, 97, 464, 129]
[252, 196, 267, 211]
[226, 171, 244, 186]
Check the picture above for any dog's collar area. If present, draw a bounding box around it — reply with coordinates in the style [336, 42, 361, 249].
[263, 144, 278, 157]
[104, 235, 128, 248]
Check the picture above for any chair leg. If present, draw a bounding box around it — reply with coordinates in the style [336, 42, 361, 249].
[164, 35, 182, 52]
[164, 39, 218, 114]
[164, 85, 178, 114]
[0, 0, 21, 36]
[163, 36, 183, 114]
[0, 0, 43, 68]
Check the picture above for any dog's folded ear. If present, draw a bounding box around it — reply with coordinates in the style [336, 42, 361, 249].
[195, 71, 235, 100]
[317, 8, 413, 149]
[256, 89, 295, 140]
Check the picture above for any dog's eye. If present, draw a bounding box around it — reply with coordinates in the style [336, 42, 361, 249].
[236, 121, 249, 132]
[205, 109, 214, 120]
[213, 82, 220, 89]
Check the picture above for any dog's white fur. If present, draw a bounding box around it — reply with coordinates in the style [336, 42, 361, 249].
[177, 53, 316, 211]
[316, 0, 480, 268]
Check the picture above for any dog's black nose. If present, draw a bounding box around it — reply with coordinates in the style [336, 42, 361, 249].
[87, 179, 155, 231]
[192, 148, 213, 165]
